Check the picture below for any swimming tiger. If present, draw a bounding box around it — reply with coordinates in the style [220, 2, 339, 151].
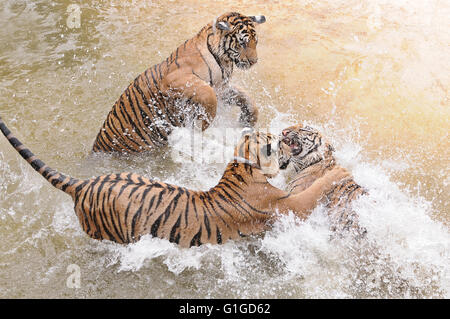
[92, 12, 266, 154]
[278, 123, 368, 238]
[0, 117, 350, 247]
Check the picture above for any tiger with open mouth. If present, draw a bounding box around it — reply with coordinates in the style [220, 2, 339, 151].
[278, 123, 368, 238]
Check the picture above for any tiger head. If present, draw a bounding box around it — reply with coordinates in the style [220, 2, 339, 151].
[234, 129, 280, 178]
[278, 124, 334, 172]
[213, 12, 266, 70]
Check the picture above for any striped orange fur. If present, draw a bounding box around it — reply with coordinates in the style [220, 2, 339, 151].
[1, 117, 350, 247]
[92, 12, 266, 154]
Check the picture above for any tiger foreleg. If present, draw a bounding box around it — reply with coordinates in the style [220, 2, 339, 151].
[274, 166, 352, 220]
[222, 86, 258, 127]
[164, 72, 218, 131]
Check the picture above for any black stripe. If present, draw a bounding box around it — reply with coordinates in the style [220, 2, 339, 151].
[142, 191, 157, 229]
[200, 195, 229, 228]
[218, 177, 244, 191]
[74, 180, 89, 196]
[85, 179, 101, 223]
[133, 82, 167, 142]
[214, 189, 248, 219]
[221, 181, 271, 215]
[30, 159, 45, 171]
[102, 116, 128, 151]
[191, 196, 199, 220]
[190, 226, 202, 247]
[174, 233, 181, 245]
[116, 99, 145, 150]
[111, 106, 140, 150]
[148, 67, 173, 122]
[233, 172, 247, 185]
[105, 110, 130, 146]
[169, 214, 182, 243]
[144, 74, 174, 130]
[174, 47, 180, 68]
[158, 63, 163, 81]
[163, 190, 183, 223]
[97, 190, 116, 242]
[100, 186, 122, 242]
[111, 196, 126, 242]
[60, 178, 77, 193]
[50, 175, 64, 187]
[214, 186, 253, 219]
[150, 213, 164, 238]
[76, 185, 93, 234]
[183, 195, 190, 227]
[8, 137, 21, 148]
[0, 120, 11, 136]
[104, 191, 125, 243]
[94, 134, 109, 152]
[87, 177, 102, 220]
[153, 188, 166, 211]
[95, 176, 111, 209]
[121, 200, 134, 242]
[127, 185, 141, 200]
[203, 208, 211, 239]
[130, 205, 143, 242]
[18, 148, 34, 159]
[191, 69, 202, 80]
[213, 198, 235, 220]
[216, 226, 222, 244]
[237, 229, 246, 238]
[123, 90, 152, 147]
[117, 182, 129, 199]
[42, 167, 53, 179]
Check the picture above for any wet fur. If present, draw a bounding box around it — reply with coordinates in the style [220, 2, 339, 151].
[279, 124, 368, 238]
[1, 118, 349, 247]
[92, 12, 265, 154]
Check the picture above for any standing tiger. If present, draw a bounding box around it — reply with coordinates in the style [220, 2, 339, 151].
[278, 123, 368, 238]
[92, 12, 266, 154]
[0, 117, 350, 247]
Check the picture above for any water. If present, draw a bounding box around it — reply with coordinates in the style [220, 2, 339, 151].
[0, 0, 449, 298]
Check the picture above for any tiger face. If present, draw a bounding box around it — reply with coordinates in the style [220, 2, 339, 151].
[216, 12, 266, 70]
[234, 130, 280, 178]
[279, 124, 334, 172]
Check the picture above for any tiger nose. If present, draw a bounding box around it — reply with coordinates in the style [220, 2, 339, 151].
[282, 130, 289, 137]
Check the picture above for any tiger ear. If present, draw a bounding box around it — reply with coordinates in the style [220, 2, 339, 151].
[216, 21, 231, 31]
[249, 15, 266, 24]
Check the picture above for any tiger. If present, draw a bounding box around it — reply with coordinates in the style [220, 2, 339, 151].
[92, 12, 266, 154]
[0, 117, 350, 247]
[278, 123, 368, 238]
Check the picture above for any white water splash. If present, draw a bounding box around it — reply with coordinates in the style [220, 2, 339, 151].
[95, 112, 450, 298]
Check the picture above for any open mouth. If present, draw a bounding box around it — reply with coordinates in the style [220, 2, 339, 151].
[282, 136, 302, 156]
